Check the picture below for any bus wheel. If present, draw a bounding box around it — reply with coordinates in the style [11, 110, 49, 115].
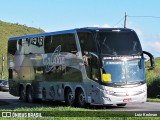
[19, 87, 26, 102]
[77, 89, 87, 108]
[42, 88, 46, 101]
[65, 89, 75, 106]
[117, 103, 127, 107]
[27, 86, 34, 103]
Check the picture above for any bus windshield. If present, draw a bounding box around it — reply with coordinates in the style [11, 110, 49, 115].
[103, 59, 145, 85]
[96, 31, 142, 56]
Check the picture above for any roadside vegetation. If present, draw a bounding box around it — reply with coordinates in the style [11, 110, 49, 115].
[146, 57, 160, 98]
[1, 106, 160, 120]
[147, 98, 160, 102]
[0, 116, 159, 120]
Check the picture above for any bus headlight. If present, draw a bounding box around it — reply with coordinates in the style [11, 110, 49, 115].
[103, 97, 111, 101]
[105, 90, 115, 95]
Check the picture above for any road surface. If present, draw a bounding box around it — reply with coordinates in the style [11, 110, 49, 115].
[0, 92, 160, 111]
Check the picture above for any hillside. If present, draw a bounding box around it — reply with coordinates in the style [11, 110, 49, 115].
[0, 20, 44, 79]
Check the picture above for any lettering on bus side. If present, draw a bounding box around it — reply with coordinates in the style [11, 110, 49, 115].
[42, 45, 65, 73]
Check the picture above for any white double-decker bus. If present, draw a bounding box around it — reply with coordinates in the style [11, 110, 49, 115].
[8, 28, 154, 107]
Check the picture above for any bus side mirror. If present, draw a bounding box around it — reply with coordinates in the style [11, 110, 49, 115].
[143, 51, 155, 70]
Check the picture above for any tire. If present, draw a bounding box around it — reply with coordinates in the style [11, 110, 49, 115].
[19, 87, 27, 102]
[117, 103, 127, 107]
[42, 88, 46, 101]
[26, 86, 34, 103]
[77, 89, 87, 108]
[65, 89, 75, 106]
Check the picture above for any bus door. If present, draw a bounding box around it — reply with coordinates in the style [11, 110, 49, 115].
[87, 53, 101, 104]
[77, 31, 101, 104]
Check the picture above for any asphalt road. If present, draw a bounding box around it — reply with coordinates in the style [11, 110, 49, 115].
[0, 92, 160, 111]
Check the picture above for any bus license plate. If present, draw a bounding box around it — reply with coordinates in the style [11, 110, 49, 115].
[123, 98, 132, 102]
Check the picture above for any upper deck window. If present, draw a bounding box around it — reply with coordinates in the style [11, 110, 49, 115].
[44, 33, 77, 53]
[96, 31, 142, 56]
[77, 32, 97, 54]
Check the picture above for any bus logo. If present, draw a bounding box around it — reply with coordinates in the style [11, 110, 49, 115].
[42, 45, 65, 73]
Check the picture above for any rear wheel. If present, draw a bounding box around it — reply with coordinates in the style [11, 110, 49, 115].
[42, 88, 46, 101]
[65, 89, 75, 106]
[19, 87, 27, 102]
[26, 86, 34, 103]
[77, 89, 87, 108]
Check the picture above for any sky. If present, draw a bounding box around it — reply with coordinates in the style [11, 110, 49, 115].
[0, 0, 160, 57]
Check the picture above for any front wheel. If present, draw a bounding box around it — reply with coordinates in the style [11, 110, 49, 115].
[77, 89, 87, 108]
[19, 87, 27, 102]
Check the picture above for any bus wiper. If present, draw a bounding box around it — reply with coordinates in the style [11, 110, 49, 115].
[131, 52, 142, 56]
[104, 50, 117, 56]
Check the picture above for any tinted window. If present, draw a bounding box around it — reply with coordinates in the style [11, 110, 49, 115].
[8, 40, 17, 55]
[44, 36, 52, 53]
[44, 34, 77, 53]
[61, 34, 77, 52]
[97, 31, 142, 55]
[77, 32, 97, 54]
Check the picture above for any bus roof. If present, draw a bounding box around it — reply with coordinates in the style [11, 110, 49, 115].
[8, 27, 134, 41]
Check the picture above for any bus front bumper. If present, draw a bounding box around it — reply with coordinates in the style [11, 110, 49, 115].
[99, 84, 147, 105]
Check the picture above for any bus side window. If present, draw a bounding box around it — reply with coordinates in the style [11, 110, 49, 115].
[77, 32, 97, 55]
[44, 36, 52, 53]
[8, 40, 17, 55]
[44, 34, 77, 54]
[44, 35, 61, 53]
[61, 34, 77, 53]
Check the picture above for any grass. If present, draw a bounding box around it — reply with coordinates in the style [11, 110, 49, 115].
[147, 98, 160, 102]
[0, 117, 160, 120]
[0, 106, 160, 120]
[12, 106, 130, 117]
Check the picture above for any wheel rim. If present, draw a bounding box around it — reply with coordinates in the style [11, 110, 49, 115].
[42, 88, 46, 99]
[28, 93, 32, 102]
[20, 88, 26, 101]
[28, 87, 33, 102]
[67, 91, 73, 105]
[78, 91, 85, 106]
